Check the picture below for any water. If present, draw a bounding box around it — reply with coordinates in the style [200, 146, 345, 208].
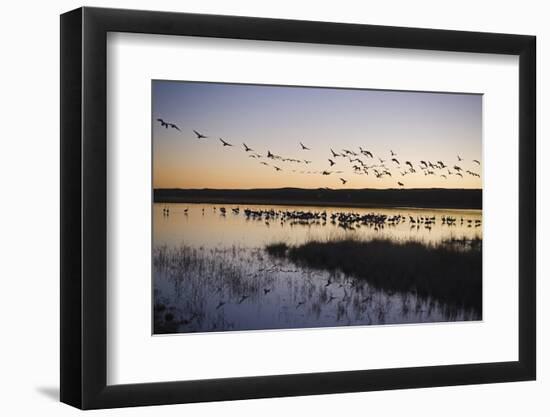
[153, 203, 482, 334]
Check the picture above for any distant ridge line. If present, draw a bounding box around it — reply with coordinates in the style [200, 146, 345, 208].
[154, 188, 482, 210]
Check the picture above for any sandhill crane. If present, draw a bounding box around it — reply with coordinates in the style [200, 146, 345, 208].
[193, 129, 207, 139]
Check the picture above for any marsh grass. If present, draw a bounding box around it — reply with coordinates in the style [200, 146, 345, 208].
[265, 237, 482, 314]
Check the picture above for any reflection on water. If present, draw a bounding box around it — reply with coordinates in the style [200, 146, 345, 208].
[153, 203, 482, 334]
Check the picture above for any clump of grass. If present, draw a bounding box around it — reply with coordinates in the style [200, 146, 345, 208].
[265, 238, 482, 314]
[265, 242, 288, 257]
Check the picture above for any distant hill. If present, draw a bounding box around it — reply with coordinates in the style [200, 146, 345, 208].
[153, 188, 482, 210]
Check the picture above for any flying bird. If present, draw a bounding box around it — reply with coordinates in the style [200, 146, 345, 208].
[156, 118, 169, 128]
[340, 178, 347, 185]
[398, 181, 404, 187]
[274, 166, 282, 171]
[219, 138, 233, 147]
[157, 118, 181, 131]
[392, 158, 400, 165]
[328, 159, 336, 167]
[300, 142, 310, 150]
[193, 129, 207, 139]
[473, 159, 481, 165]
[243, 143, 253, 152]
[457, 155, 463, 161]
[331, 148, 341, 158]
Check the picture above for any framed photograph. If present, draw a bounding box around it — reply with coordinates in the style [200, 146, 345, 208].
[60, 7, 536, 409]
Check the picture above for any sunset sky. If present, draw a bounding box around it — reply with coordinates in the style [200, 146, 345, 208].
[152, 81, 482, 190]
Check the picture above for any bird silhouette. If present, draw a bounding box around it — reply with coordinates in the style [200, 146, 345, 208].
[300, 142, 310, 150]
[219, 138, 233, 147]
[457, 155, 463, 161]
[398, 181, 404, 187]
[328, 159, 336, 167]
[331, 148, 341, 158]
[238, 295, 249, 304]
[340, 178, 347, 185]
[243, 143, 253, 152]
[156, 118, 168, 128]
[392, 158, 400, 165]
[193, 129, 207, 139]
[157, 118, 181, 131]
[473, 159, 480, 165]
[274, 166, 282, 171]
[215, 301, 225, 310]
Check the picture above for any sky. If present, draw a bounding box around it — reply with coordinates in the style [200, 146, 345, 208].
[152, 80, 482, 190]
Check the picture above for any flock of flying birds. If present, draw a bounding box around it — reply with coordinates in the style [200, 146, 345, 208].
[156, 117, 482, 187]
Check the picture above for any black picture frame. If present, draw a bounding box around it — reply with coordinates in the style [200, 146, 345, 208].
[60, 6, 536, 410]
